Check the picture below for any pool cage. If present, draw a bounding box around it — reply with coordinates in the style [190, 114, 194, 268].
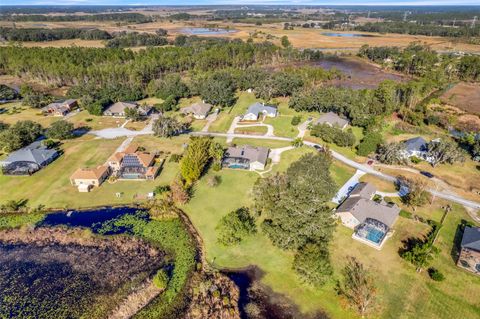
[222, 157, 250, 169]
[1, 161, 40, 176]
[354, 218, 389, 245]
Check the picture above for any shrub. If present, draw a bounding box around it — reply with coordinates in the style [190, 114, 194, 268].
[410, 156, 422, 164]
[399, 209, 413, 219]
[207, 175, 221, 187]
[153, 269, 169, 290]
[154, 185, 171, 195]
[357, 132, 383, 156]
[310, 124, 355, 147]
[372, 194, 382, 202]
[291, 116, 302, 126]
[216, 207, 257, 246]
[428, 267, 445, 281]
[293, 243, 332, 286]
[169, 154, 182, 163]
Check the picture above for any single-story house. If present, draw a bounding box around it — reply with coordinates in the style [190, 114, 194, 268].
[457, 226, 480, 275]
[0, 140, 59, 175]
[70, 165, 111, 192]
[336, 182, 400, 249]
[41, 99, 77, 116]
[107, 144, 159, 180]
[222, 145, 269, 171]
[401, 137, 434, 163]
[103, 102, 151, 117]
[242, 102, 277, 121]
[314, 112, 349, 129]
[181, 101, 212, 119]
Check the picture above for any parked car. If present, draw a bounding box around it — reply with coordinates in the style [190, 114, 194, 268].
[313, 145, 322, 151]
[420, 171, 434, 178]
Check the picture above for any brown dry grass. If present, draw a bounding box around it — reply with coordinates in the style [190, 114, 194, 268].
[441, 82, 480, 115]
[2, 19, 479, 53]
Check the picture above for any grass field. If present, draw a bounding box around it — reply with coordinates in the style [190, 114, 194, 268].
[234, 125, 269, 135]
[0, 135, 183, 208]
[182, 153, 480, 318]
[208, 92, 257, 133]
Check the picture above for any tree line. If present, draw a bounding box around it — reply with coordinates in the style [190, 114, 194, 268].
[1, 13, 152, 23]
[358, 43, 480, 81]
[0, 27, 111, 41]
[105, 32, 168, 48]
[355, 22, 480, 38]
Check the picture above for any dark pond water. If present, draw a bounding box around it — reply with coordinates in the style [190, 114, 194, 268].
[315, 57, 404, 89]
[181, 27, 237, 35]
[224, 266, 329, 319]
[41, 206, 139, 228]
[321, 32, 376, 38]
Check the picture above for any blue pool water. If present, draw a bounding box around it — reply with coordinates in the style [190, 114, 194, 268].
[365, 227, 385, 244]
[228, 164, 248, 169]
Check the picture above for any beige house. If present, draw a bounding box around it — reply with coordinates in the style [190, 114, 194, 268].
[181, 101, 212, 119]
[336, 182, 400, 249]
[222, 145, 269, 171]
[457, 226, 480, 275]
[70, 165, 110, 192]
[107, 144, 159, 180]
[314, 112, 349, 130]
[103, 102, 151, 117]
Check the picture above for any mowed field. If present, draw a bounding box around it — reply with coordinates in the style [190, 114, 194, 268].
[181, 146, 480, 319]
[2, 19, 480, 54]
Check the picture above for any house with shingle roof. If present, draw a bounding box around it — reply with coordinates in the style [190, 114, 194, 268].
[457, 226, 480, 275]
[314, 112, 349, 129]
[103, 101, 151, 117]
[70, 165, 110, 192]
[107, 144, 159, 180]
[242, 102, 277, 121]
[401, 137, 436, 163]
[181, 101, 212, 119]
[222, 145, 269, 171]
[336, 182, 400, 249]
[41, 99, 77, 116]
[0, 140, 59, 175]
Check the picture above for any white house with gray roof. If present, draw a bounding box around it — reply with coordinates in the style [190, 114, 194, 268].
[314, 112, 349, 129]
[401, 137, 435, 163]
[0, 140, 59, 175]
[222, 145, 269, 171]
[336, 182, 400, 249]
[242, 102, 277, 121]
[103, 101, 152, 117]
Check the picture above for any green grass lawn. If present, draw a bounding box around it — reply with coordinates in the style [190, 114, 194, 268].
[264, 115, 299, 138]
[208, 92, 258, 133]
[234, 125, 269, 135]
[0, 135, 181, 209]
[181, 149, 480, 319]
[230, 138, 291, 149]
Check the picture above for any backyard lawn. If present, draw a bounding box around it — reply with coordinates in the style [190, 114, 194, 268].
[0, 135, 180, 209]
[182, 153, 480, 319]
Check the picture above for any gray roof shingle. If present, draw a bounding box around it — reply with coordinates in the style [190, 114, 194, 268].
[404, 137, 428, 153]
[315, 112, 349, 128]
[349, 182, 376, 199]
[225, 145, 269, 165]
[461, 226, 480, 252]
[1, 140, 58, 166]
[337, 197, 400, 228]
[246, 102, 277, 117]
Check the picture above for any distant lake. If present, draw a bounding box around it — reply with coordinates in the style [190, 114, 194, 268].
[181, 27, 237, 35]
[321, 32, 376, 38]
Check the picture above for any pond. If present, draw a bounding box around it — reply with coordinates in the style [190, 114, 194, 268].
[224, 266, 329, 319]
[315, 57, 405, 89]
[0, 207, 163, 319]
[321, 32, 376, 38]
[180, 27, 237, 35]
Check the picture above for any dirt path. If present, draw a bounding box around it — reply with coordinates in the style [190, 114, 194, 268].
[108, 279, 161, 319]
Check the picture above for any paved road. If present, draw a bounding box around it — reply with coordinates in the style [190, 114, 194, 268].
[193, 131, 480, 210]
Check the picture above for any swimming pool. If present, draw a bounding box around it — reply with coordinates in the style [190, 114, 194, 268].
[355, 220, 388, 245]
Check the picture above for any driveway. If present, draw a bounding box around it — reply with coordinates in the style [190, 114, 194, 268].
[201, 109, 219, 132]
[332, 170, 366, 204]
[297, 118, 313, 138]
[90, 117, 155, 139]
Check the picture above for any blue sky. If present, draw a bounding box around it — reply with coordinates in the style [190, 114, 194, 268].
[6, 1, 480, 6]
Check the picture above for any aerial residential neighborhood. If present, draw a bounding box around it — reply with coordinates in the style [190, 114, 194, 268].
[0, 3, 479, 319]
